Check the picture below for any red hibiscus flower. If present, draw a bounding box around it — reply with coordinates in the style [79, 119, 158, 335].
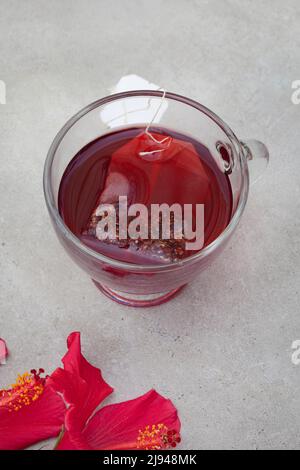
[49, 332, 181, 450]
[0, 368, 65, 450]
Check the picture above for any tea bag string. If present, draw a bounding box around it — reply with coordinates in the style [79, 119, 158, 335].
[139, 89, 172, 157]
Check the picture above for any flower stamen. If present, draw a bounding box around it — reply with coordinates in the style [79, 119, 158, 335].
[0, 369, 46, 412]
[137, 423, 181, 450]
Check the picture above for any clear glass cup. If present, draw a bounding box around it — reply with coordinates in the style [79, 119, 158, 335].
[43, 91, 269, 307]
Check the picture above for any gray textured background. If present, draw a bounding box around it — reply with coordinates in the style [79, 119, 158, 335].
[0, 0, 300, 450]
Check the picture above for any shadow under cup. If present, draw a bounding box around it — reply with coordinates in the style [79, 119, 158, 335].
[43, 91, 267, 307]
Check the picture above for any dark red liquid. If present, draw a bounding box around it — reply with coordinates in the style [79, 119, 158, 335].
[58, 127, 233, 265]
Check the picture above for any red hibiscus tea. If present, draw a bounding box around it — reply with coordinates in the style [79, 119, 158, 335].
[58, 127, 233, 265]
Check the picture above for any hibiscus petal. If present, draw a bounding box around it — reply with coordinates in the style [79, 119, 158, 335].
[49, 332, 113, 432]
[0, 383, 65, 450]
[0, 338, 8, 365]
[57, 389, 180, 450]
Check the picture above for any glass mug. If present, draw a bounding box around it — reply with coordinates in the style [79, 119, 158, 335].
[43, 91, 269, 307]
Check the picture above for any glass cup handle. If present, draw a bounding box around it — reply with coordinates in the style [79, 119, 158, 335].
[241, 140, 269, 185]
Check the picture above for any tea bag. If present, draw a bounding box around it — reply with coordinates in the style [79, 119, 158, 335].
[81, 128, 210, 264]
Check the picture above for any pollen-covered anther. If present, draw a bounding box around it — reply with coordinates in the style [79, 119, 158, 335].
[137, 423, 181, 450]
[0, 369, 46, 412]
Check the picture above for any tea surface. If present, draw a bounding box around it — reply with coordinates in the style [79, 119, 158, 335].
[58, 127, 233, 265]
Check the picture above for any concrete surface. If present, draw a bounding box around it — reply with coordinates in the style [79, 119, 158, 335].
[0, 0, 300, 450]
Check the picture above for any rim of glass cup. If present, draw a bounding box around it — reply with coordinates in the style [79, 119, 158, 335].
[43, 90, 249, 273]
